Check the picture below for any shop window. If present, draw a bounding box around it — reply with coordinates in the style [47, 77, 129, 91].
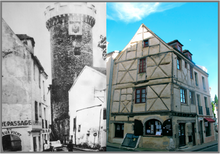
[205, 122, 211, 136]
[145, 119, 162, 135]
[139, 58, 146, 73]
[177, 57, 181, 70]
[189, 91, 195, 104]
[143, 39, 149, 47]
[115, 123, 124, 138]
[194, 72, 198, 86]
[135, 87, 146, 104]
[180, 88, 187, 104]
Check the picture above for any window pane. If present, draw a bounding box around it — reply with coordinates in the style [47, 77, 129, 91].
[142, 94, 145, 98]
[137, 99, 140, 103]
[137, 90, 140, 94]
[142, 89, 145, 93]
[142, 99, 145, 102]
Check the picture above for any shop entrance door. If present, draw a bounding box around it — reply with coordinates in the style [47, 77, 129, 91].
[2, 135, 22, 151]
[199, 121, 204, 144]
[179, 123, 185, 147]
[192, 123, 196, 146]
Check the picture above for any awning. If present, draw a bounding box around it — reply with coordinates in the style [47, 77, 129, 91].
[204, 118, 215, 123]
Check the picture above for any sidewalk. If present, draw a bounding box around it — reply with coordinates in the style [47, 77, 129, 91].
[107, 139, 218, 152]
[177, 139, 218, 152]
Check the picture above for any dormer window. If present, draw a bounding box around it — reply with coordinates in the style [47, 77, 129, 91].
[143, 40, 149, 47]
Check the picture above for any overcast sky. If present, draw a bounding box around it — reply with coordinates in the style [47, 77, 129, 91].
[2, 2, 106, 84]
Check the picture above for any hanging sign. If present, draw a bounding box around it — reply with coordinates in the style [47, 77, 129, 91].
[69, 14, 82, 35]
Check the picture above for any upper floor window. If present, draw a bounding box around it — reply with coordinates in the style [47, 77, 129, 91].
[139, 58, 146, 73]
[177, 57, 181, 70]
[194, 72, 198, 86]
[180, 88, 186, 104]
[143, 40, 149, 47]
[202, 76, 206, 90]
[35, 101, 38, 121]
[190, 66, 193, 79]
[135, 87, 146, 104]
[185, 61, 187, 69]
[189, 91, 195, 104]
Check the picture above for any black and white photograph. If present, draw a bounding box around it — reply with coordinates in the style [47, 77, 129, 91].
[2, 2, 106, 152]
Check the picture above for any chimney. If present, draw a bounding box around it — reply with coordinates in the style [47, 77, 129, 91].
[16, 34, 35, 54]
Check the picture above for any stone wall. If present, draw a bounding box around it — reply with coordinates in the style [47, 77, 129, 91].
[45, 3, 96, 141]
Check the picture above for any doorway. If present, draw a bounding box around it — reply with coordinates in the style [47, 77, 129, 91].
[2, 135, 22, 151]
[192, 123, 196, 146]
[179, 123, 185, 147]
[199, 121, 204, 144]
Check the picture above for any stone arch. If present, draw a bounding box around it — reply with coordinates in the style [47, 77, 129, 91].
[142, 116, 164, 135]
[2, 134, 22, 151]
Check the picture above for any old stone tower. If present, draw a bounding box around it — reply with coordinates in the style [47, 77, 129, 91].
[45, 2, 96, 141]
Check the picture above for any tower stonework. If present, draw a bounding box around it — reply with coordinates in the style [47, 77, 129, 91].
[45, 2, 96, 141]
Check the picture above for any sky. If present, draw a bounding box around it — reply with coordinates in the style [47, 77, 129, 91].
[107, 2, 218, 101]
[2, 2, 106, 85]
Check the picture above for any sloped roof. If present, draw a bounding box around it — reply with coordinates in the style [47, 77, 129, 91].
[16, 34, 35, 47]
[91, 67, 106, 75]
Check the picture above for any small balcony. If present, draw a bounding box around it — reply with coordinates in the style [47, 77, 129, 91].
[198, 106, 203, 115]
[206, 107, 210, 115]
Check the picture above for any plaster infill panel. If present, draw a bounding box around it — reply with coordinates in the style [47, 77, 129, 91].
[143, 47, 149, 56]
[118, 51, 126, 62]
[127, 51, 136, 60]
[133, 103, 145, 112]
[113, 90, 120, 101]
[136, 42, 142, 57]
[112, 101, 119, 113]
[149, 37, 160, 46]
[149, 45, 159, 55]
[137, 72, 146, 81]
[160, 43, 170, 53]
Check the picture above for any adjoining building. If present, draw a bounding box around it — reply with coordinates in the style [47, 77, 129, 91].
[107, 24, 215, 150]
[69, 66, 106, 150]
[2, 18, 51, 152]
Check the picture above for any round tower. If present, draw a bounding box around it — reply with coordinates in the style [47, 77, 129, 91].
[45, 2, 96, 141]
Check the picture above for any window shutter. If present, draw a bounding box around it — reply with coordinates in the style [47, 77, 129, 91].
[134, 119, 143, 136]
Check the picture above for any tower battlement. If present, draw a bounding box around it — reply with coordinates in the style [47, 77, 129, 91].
[45, 2, 96, 30]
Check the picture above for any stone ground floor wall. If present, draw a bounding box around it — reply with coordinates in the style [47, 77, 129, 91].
[2, 127, 51, 152]
[108, 114, 171, 149]
[2, 127, 31, 152]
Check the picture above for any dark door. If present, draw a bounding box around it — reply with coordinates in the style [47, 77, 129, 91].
[200, 121, 204, 144]
[179, 123, 186, 147]
[192, 123, 196, 146]
[33, 137, 37, 152]
[134, 119, 143, 136]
